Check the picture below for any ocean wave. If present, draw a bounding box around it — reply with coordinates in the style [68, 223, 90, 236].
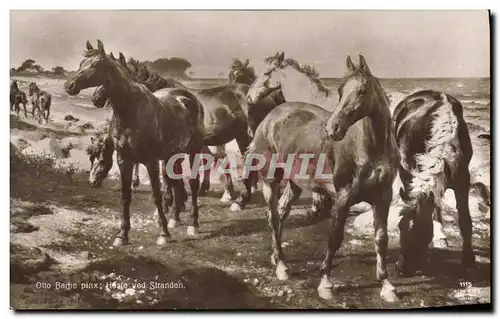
[461, 99, 490, 106]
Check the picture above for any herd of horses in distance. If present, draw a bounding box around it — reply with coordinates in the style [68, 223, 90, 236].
[12, 39, 477, 302]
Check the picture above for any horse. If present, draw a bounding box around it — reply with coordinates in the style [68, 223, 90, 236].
[246, 55, 399, 302]
[65, 40, 205, 245]
[392, 90, 475, 276]
[10, 80, 29, 118]
[28, 82, 52, 124]
[232, 52, 341, 217]
[245, 51, 451, 243]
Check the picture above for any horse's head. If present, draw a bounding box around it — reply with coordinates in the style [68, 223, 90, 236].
[247, 52, 285, 103]
[326, 55, 379, 141]
[88, 134, 114, 187]
[91, 52, 127, 108]
[65, 40, 112, 96]
[28, 82, 37, 96]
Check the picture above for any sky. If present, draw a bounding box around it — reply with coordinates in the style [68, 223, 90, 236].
[10, 10, 490, 78]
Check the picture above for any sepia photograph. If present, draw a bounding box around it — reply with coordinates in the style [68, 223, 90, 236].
[9, 9, 491, 310]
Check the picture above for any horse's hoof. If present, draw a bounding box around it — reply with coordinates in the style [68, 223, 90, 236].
[113, 237, 128, 247]
[251, 186, 258, 193]
[156, 235, 169, 246]
[318, 287, 333, 300]
[317, 275, 334, 300]
[230, 202, 242, 212]
[220, 192, 232, 203]
[275, 261, 289, 281]
[187, 226, 199, 236]
[380, 281, 399, 302]
[167, 219, 178, 229]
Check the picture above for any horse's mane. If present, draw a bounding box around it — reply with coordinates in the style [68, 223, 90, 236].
[264, 53, 331, 96]
[125, 57, 184, 92]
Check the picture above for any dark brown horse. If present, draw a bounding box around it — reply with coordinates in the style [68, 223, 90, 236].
[246, 55, 399, 302]
[10, 80, 29, 118]
[392, 90, 475, 276]
[65, 40, 205, 245]
[28, 82, 52, 124]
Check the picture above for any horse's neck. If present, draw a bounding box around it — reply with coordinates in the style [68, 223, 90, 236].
[363, 87, 396, 154]
[280, 67, 333, 108]
[104, 65, 140, 119]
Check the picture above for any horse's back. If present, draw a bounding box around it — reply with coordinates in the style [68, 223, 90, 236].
[393, 89, 472, 170]
[252, 102, 329, 154]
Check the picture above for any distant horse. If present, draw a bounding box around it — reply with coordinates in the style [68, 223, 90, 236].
[10, 80, 29, 118]
[28, 82, 52, 124]
[393, 90, 475, 276]
[246, 55, 399, 302]
[65, 40, 205, 245]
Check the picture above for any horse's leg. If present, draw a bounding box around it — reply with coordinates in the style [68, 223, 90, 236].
[15, 103, 20, 118]
[372, 190, 399, 302]
[132, 163, 140, 189]
[317, 187, 351, 300]
[161, 160, 177, 229]
[146, 160, 170, 245]
[172, 160, 187, 228]
[23, 103, 28, 118]
[431, 205, 448, 248]
[213, 145, 235, 203]
[187, 151, 201, 236]
[113, 158, 134, 246]
[262, 179, 288, 280]
[453, 168, 475, 269]
[45, 107, 50, 124]
[277, 181, 302, 238]
[199, 146, 211, 196]
[230, 134, 254, 212]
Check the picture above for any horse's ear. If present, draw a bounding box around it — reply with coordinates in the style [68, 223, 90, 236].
[86, 40, 94, 50]
[90, 136, 95, 143]
[359, 55, 372, 76]
[277, 52, 285, 65]
[109, 52, 116, 60]
[346, 56, 356, 72]
[119, 52, 126, 66]
[97, 40, 105, 54]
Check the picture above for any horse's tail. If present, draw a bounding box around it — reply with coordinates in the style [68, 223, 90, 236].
[409, 93, 460, 205]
